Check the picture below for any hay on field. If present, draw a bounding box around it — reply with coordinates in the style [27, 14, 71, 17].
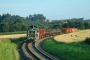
[54, 29, 90, 43]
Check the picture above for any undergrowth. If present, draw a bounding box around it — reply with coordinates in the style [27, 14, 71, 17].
[0, 37, 26, 60]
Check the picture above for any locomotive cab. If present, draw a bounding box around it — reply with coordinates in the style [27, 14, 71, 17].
[27, 26, 39, 43]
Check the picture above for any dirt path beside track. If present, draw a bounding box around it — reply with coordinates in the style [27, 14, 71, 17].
[0, 34, 26, 39]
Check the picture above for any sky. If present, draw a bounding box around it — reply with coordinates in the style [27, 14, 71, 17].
[0, 0, 90, 20]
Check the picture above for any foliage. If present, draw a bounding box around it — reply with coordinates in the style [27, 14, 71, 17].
[26, 14, 46, 21]
[78, 22, 85, 29]
[84, 22, 90, 29]
[0, 13, 90, 33]
[0, 13, 47, 32]
[0, 37, 26, 60]
[42, 38, 90, 60]
[0, 39, 17, 60]
[0, 23, 9, 32]
[85, 37, 90, 44]
[0, 13, 27, 32]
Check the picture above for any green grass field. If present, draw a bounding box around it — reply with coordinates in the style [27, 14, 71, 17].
[42, 38, 90, 60]
[0, 37, 26, 60]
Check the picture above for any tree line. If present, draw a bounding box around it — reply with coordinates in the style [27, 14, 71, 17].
[0, 13, 90, 33]
[50, 18, 90, 29]
[0, 13, 46, 32]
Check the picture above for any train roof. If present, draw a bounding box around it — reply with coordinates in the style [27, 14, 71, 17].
[29, 25, 37, 28]
[28, 25, 38, 30]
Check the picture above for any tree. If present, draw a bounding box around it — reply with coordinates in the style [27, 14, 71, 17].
[62, 23, 69, 28]
[0, 15, 1, 22]
[0, 23, 9, 32]
[21, 24, 27, 31]
[84, 22, 90, 29]
[27, 14, 46, 21]
[29, 15, 33, 20]
[78, 22, 85, 29]
[68, 21, 75, 28]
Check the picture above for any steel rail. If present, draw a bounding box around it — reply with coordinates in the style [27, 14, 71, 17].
[35, 37, 60, 60]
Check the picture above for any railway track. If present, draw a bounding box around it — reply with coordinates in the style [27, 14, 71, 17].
[22, 37, 60, 60]
[35, 37, 60, 60]
[22, 43, 39, 60]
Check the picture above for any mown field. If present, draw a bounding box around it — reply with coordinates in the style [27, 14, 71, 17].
[43, 29, 90, 60]
[0, 37, 26, 60]
[54, 29, 90, 43]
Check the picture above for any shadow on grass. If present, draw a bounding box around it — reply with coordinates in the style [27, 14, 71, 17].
[10, 37, 26, 44]
[10, 37, 30, 60]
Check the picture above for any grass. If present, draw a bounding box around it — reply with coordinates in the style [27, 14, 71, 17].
[0, 31, 26, 35]
[0, 37, 26, 60]
[42, 38, 90, 60]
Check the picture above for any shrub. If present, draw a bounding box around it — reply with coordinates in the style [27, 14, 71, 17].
[85, 37, 90, 44]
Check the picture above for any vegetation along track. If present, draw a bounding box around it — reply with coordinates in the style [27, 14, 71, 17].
[22, 37, 60, 60]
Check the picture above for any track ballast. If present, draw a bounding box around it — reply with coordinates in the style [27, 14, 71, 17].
[22, 37, 60, 60]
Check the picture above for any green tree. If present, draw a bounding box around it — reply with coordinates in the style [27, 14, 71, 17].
[78, 22, 85, 29]
[62, 23, 69, 28]
[0, 23, 9, 32]
[68, 21, 75, 28]
[84, 22, 90, 29]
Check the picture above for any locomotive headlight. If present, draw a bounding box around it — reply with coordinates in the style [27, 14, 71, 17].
[30, 37, 34, 39]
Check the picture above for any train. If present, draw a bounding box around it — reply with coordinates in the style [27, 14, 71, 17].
[26, 25, 78, 43]
[26, 25, 61, 42]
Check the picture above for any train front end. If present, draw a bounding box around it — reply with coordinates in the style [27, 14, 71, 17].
[27, 26, 39, 43]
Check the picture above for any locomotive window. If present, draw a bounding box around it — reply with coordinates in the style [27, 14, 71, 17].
[29, 31, 35, 37]
[29, 26, 33, 29]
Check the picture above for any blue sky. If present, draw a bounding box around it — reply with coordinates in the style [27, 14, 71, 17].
[0, 0, 90, 20]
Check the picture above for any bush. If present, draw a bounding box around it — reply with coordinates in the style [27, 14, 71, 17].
[85, 37, 90, 44]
